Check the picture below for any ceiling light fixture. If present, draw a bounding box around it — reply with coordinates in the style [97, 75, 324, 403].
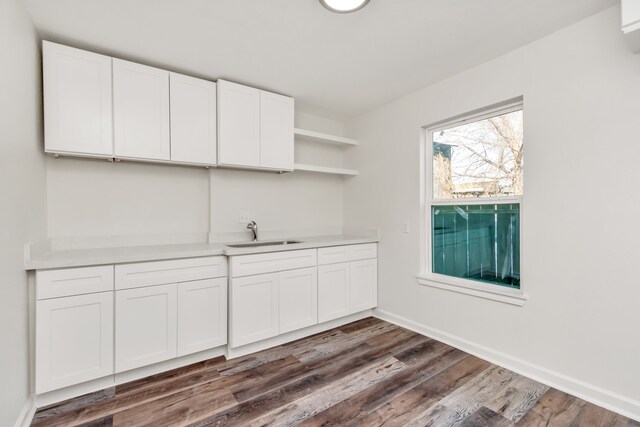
[320, 0, 370, 14]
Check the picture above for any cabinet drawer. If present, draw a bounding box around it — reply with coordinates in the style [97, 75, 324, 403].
[317, 246, 349, 265]
[37, 265, 114, 300]
[230, 249, 317, 278]
[347, 243, 377, 261]
[115, 256, 227, 290]
[317, 243, 377, 265]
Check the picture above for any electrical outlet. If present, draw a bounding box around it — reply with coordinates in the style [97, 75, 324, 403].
[239, 211, 251, 224]
[402, 221, 409, 233]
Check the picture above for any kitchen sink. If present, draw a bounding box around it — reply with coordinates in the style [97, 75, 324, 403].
[226, 240, 302, 248]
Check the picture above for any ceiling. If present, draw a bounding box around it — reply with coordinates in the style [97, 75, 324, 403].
[27, 0, 617, 119]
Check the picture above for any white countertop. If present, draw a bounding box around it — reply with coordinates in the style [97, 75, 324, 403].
[25, 234, 379, 270]
[222, 234, 378, 256]
[24, 242, 226, 270]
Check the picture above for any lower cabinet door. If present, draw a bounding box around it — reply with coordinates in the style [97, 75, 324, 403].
[115, 284, 177, 372]
[278, 267, 318, 334]
[36, 292, 114, 394]
[230, 273, 278, 348]
[349, 259, 378, 313]
[318, 263, 350, 323]
[177, 278, 227, 356]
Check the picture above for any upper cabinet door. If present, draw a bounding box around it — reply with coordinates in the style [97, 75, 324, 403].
[43, 41, 113, 157]
[260, 91, 294, 171]
[217, 80, 261, 168]
[169, 73, 217, 165]
[113, 59, 170, 161]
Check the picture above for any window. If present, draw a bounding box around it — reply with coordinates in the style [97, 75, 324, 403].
[420, 100, 524, 303]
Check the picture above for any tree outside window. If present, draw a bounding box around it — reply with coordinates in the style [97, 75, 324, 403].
[432, 109, 523, 200]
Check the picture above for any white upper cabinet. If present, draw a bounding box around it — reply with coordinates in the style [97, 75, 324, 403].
[113, 59, 170, 161]
[169, 73, 217, 165]
[43, 41, 113, 157]
[217, 79, 294, 171]
[217, 80, 261, 168]
[43, 43, 295, 168]
[260, 91, 294, 170]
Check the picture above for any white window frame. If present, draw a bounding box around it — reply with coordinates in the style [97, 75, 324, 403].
[417, 98, 527, 306]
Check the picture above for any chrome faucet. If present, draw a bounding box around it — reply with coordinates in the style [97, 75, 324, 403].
[246, 221, 258, 241]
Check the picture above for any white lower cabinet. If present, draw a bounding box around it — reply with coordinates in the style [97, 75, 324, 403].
[177, 278, 227, 356]
[35, 256, 229, 394]
[231, 273, 279, 348]
[278, 267, 318, 334]
[230, 245, 377, 349]
[115, 284, 178, 373]
[317, 263, 350, 323]
[34, 246, 376, 395]
[36, 292, 114, 394]
[350, 259, 378, 313]
[230, 267, 320, 348]
[318, 244, 378, 322]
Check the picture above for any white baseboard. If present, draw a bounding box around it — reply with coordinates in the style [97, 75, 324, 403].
[35, 346, 226, 408]
[14, 395, 36, 427]
[227, 310, 372, 359]
[373, 308, 640, 423]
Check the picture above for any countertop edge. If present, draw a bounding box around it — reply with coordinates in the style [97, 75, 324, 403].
[222, 237, 379, 257]
[25, 236, 379, 271]
[24, 248, 227, 271]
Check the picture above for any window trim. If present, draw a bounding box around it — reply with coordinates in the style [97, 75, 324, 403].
[418, 99, 527, 306]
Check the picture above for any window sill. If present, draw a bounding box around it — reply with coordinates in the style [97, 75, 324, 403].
[416, 274, 528, 306]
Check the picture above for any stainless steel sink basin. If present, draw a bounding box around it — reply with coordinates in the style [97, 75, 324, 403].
[226, 240, 302, 248]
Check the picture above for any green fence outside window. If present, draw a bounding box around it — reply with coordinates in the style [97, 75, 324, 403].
[432, 203, 520, 289]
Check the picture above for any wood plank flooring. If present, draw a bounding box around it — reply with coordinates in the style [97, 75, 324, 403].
[31, 318, 639, 427]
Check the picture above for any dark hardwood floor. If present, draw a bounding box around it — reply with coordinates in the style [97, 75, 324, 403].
[32, 317, 638, 427]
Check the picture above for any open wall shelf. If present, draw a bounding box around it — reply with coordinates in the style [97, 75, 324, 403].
[294, 128, 359, 147]
[294, 163, 358, 176]
[293, 127, 359, 176]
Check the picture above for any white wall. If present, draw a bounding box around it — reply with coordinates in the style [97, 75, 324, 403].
[344, 5, 640, 418]
[0, 0, 47, 424]
[45, 110, 346, 242]
[46, 158, 210, 239]
[209, 111, 345, 237]
[209, 168, 343, 236]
